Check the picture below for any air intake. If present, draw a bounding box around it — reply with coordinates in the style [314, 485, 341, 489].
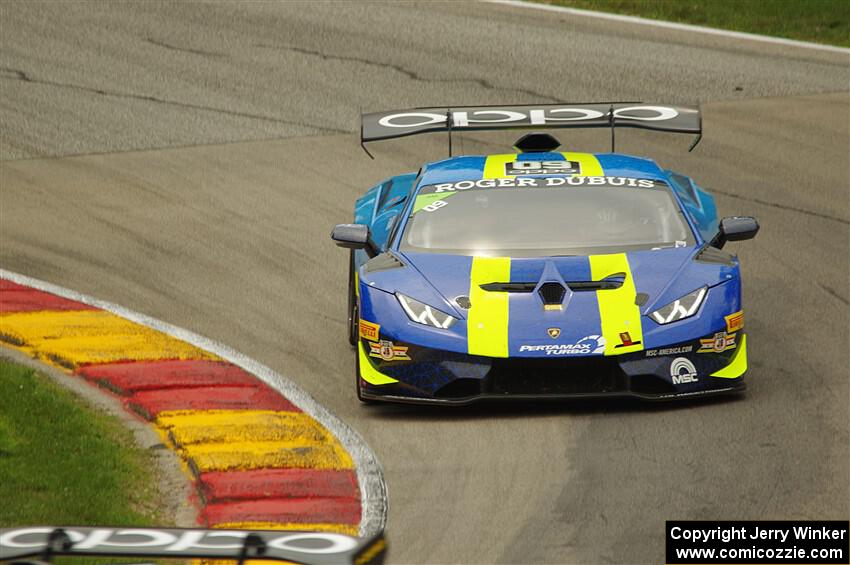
[538, 282, 566, 309]
[513, 132, 561, 152]
[566, 276, 625, 291]
[481, 277, 624, 294]
[479, 282, 536, 293]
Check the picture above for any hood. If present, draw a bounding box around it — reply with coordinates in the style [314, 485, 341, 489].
[366, 247, 736, 357]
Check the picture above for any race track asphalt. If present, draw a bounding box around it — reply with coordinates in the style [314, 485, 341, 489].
[1, 2, 848, 563]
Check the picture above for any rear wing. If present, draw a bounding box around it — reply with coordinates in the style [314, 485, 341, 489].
[0, 526, 386, 565]
[360, 102, 702, 156]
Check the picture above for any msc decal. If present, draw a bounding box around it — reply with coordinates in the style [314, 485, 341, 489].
[359, 319, 380, 341]
[645, 345, 693, 357]
[670, 357, 698, 384]
[427, 176, 660, 193]
[520, 335, 606, 355]
[725, 310, 744, 332]
[699, 331, 737, 353]
[369, 339, 411, 362]
[505, 160, 580, 176]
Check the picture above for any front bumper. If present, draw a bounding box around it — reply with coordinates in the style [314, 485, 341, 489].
[358, 333, 747, 405]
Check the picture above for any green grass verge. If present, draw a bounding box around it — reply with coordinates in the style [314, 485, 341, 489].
[539, 1, 850, 48]
[0, 359, 161, 527]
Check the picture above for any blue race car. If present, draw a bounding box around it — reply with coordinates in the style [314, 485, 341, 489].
[333, 103, 758, 404]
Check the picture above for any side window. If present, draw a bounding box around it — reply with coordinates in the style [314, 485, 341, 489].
[666, 170, 718, 244]
[386, 206, 405, 249]
[668, 171, 700, 206]
[375, 180, 393, 212]
[386, 215, 398, 237]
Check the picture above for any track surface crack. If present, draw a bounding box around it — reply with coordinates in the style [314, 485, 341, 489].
[256, 43, 562, 103]
[0, 66, 347, 134]
[709, 186, 849, 225]
[818, 283, 850, 307]
[145, 37, 224, 58]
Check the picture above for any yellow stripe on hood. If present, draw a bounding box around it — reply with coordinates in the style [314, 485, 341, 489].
[468, 257, 511, 357]
[482, 154, 517, 179]
[589, 253, 644, 355]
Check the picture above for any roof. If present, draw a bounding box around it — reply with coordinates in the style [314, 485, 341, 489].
[417, 152, 667, 187]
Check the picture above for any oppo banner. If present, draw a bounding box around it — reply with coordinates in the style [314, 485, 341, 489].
[361, 103, 700, 142]
[0, 526, 387, 565]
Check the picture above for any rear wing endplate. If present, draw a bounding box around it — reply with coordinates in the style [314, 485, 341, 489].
[360, 102, 702, 156]
[0, 526, 386, 565]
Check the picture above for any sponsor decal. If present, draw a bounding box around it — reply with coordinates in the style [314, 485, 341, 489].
[359, 319, 380, 341]
[426, 176, 661, 194]
[369, 339, 410, 362]
[376, 105, 681, 129]
[725, 310, 744, 332]
[670, 357, 698, 384]
[615, 331, 641, 348]
[520, 334, 606, 355]
[547, 327, 561, 339]
[698, 331, 737, 353]
[505, 160, 580, 176]
[645, 345, 694, 357]
[0, 527, 359, 557]
[422, 199, 448, 212]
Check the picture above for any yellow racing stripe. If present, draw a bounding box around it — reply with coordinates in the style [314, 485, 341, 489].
[468, 257, 511, 357]
[589, 253, 644, 355]
[483, 152, 603, 179]
[482, 154, 517, 179]
[563, 152, 604, 176]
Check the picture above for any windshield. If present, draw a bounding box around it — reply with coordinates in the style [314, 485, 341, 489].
[399, 176, 695, 257]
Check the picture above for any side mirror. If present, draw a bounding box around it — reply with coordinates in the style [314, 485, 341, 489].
[713, 216, 759, 248]
[331, 224, 379, 257]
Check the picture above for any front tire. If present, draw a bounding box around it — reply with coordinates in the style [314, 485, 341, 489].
[349, 252, 374, 404]
[347, 251, 358, 346]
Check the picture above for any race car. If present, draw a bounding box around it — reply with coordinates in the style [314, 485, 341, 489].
[333, 103, 758, 404]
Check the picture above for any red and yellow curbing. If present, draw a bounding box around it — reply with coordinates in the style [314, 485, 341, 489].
[0, 279, 361, 534]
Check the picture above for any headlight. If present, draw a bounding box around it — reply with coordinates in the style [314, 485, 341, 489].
[396, 293, 457, 329]
[650, 287, 707, 324]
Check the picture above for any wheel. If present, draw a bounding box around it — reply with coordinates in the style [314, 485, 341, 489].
[347, 251, 358, 346]
[349, 252, 374, 403]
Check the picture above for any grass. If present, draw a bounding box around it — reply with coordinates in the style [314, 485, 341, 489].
[540, 0, 850, 48]
[0, 359, 160, 527]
